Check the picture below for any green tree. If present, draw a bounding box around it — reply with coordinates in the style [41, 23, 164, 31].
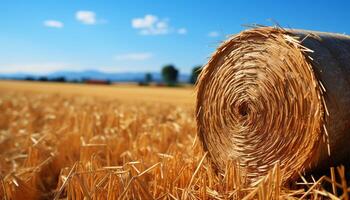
[145, 73, 153, 83]
[161, 64, 179, 86]
[189, 65, 202, 84]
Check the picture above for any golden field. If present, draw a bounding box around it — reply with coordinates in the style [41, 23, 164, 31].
[0, 80, 348, 199]
[0, 81, 194, 105]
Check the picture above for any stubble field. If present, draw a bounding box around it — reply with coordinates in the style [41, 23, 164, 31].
[0, 81, 347, 199]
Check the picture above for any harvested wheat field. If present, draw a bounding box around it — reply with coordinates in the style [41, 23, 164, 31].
[0, 80, 348, 199]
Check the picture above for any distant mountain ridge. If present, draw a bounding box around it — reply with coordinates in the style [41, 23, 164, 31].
[0, 70, 191, 83]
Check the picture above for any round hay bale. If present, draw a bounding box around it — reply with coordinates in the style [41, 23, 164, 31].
[196, 27, 350, 184]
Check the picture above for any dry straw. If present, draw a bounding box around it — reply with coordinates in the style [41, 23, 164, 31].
[0, 80, 349, 199]
[196, 26, 350, 184]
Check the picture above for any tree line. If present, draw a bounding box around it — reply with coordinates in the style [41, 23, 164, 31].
[143, 64, 202, 86]
[17, 65, 203, 86]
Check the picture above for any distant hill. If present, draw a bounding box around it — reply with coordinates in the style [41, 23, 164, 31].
[0, 70, 191, 83]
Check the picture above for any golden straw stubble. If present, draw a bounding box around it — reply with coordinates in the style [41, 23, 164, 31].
[196, 27, 350, 184]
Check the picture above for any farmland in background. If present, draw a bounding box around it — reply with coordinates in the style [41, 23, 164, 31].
[0, 81, 348, 199]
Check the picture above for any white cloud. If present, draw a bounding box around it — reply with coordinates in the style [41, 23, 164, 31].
[0, 63, 73, 74]
[114, 53, 153, 61]
[208, 31, 220, 37]
[156, 21, 168, 29]
[43, 20, 64, 28]
[76, 11, 96, 25]
[177, 28, 187, 35]
[132, 15, 158, 28]
[131, 14, 170, 35]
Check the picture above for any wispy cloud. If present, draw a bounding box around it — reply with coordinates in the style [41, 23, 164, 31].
[76, 10, 97, 25]
[98, 66, 157, 73]
[43, 20, 64, 28]
[177, 28, 187, 35]
[132, 14, 169, 35]
[0, 63, 74, 74]
[114, 53, 153, 61]
[208, 31, 220, 37]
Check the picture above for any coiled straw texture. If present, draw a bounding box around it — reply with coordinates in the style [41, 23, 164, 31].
[196, 27, 350, 184]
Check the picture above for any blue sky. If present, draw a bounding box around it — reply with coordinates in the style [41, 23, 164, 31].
[0, 0, 349, 75]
